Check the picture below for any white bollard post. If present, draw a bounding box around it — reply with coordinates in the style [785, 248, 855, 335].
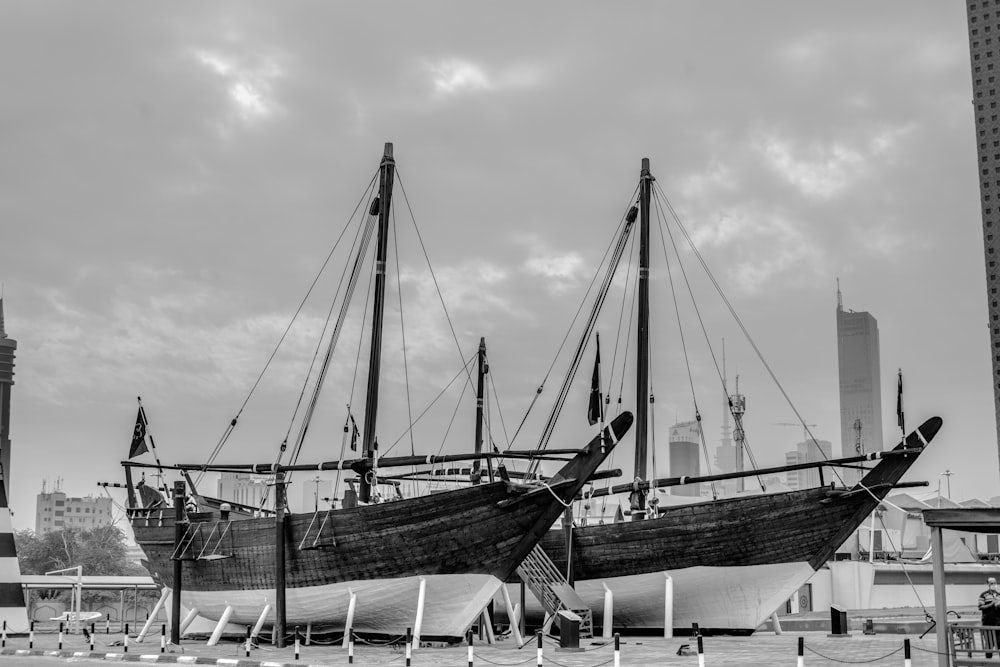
[501, 584, 524, 647]
[206, 605, 233, 646]
[179, 607, 199, 636]
[412, 577, 427, 648]
[602, 583, 614, 640]
[697, 634, 705, 667]
[797, 636, 804, 667]
[251, 603, 271, 642]
[343, 590, 357, 650]
[663, 574, 673, 639]
[137, 588, 170, 642]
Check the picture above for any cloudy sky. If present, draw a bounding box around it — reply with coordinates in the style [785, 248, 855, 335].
[0, 2, 992, 528]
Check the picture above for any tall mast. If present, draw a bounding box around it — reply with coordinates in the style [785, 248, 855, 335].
[473, 337, 491, 483]
[359, 142, 395, 503]
[634, 157, 653, 517]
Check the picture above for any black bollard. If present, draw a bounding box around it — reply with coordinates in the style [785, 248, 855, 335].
[294, 625, 300, 661]
[614, 632, 620, 667]
[536, 630, 543, 666]
[124, 622, 129, 653]
[798, 636, 804, 667]
[161, 624, 166, 653]
[58, 621, 63, 650]
[406, 627, 412, 666]
[29, 620, 33, 649]
[467, 629, 474, 667]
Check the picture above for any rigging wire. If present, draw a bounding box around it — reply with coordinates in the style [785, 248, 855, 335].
[286, 210, 380, 471]
[381, 351, 478, 455]
[527, 200, 640, 476]
[391, 211, 417, 458]
[395, 171, 478, 402]
[653, 181, 837, 485]
[486, 356, 513, 452]
[511, 186, 640, 447]
[196, 170, 380, 487]
[653, 205, 718, 496]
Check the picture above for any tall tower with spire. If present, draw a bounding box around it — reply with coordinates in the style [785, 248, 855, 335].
[0, 298, 15, 494]
[836, 284, 884, 465]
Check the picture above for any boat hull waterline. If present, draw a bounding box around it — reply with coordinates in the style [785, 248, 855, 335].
[532, 416, 941, 634]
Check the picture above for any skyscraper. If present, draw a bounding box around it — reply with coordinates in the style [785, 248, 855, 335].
[0, 299, 15, 493]
[784, 439, 834, 490]
[836, 287, 883, 461]
[966, 0, 1000, 472]
[666, 420, 702, 497]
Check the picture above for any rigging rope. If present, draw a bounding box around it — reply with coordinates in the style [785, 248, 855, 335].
[396, 172, 479, 402]
[196, 170, 379, 487]
[391, 214, 417, 458]
[527, 199, 639, 475]
[382, 352, 478, 455]
[287, 205, 379, 470]
[653, 182, 840, 487]
[512, 186, 640, 448]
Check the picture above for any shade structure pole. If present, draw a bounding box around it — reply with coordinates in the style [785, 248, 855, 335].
[931, 525, 948, 667]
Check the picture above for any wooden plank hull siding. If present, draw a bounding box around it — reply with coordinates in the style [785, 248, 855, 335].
[131, 413, 632, 637]
[529, 417, 941, 633]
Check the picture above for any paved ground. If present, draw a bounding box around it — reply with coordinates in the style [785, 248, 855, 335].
[0, 630, 960, 666]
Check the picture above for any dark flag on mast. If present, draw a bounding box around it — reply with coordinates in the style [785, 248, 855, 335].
[588, 334, 603, 426]
[896, 369, 905, 433]
[129, 408, 149, 459]
[346, 413, 360, 451]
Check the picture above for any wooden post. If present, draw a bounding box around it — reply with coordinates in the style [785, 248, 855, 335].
[170, 480, 185, 645]
[931, 525, 948, 667]
[275, 471, 287, 648]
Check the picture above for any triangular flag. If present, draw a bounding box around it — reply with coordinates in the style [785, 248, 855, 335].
[128, 408, 148, 459]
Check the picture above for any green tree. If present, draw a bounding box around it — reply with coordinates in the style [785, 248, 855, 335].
[14, 527, 151, 603]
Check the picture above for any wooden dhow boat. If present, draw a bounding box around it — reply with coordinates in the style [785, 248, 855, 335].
[517, 156, 941, 635]
[121, 143, 632, 641]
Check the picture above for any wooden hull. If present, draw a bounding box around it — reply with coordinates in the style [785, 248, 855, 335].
[533, 417, 941, 633]
[132, 413, 632, 639]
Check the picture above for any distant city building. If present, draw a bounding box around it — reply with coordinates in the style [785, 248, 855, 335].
[0, 298, 15, 493]
[784, 439, 833, 490]
[836, 287, 883, 466]
[668, 420, 701, 497]
[966, 1, 1000, 474]
[217, 472, 274, 512]
[35, 482, 113, 534]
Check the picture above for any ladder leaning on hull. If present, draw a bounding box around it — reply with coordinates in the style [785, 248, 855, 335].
[170, 521, 235, 561]
[298, 509, 337, 550]
[516, 545, 593, 639]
